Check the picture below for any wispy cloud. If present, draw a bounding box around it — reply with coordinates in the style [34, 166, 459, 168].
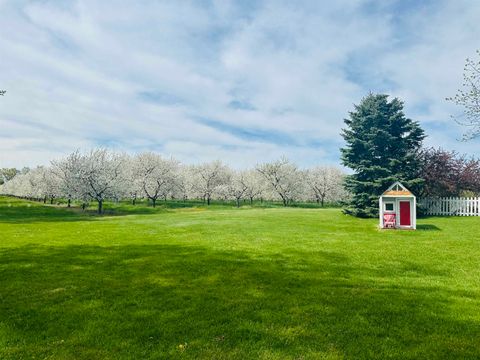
[197, 117, 295, 145]
[0, 0, 479, 169]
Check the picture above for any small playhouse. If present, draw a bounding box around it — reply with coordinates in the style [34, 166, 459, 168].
[379, 181, 416, 230]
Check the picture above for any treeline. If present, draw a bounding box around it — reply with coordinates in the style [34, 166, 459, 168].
[0, 149, 348, 213]
[2, 147, 478, 215]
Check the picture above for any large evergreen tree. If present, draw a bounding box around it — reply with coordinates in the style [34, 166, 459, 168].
[341, 94, 425, 217]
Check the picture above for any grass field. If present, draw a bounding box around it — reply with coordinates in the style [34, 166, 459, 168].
[0, 196, 479, 359]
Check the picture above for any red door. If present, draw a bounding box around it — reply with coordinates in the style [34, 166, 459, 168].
[399, 201, 411, 226]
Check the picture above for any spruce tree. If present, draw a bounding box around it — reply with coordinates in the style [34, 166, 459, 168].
[341, 94, 425, 217]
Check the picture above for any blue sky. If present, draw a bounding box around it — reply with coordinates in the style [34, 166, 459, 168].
[0, 0, 479, 168]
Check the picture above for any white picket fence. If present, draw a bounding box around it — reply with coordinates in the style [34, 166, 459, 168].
[420, 197, 480, 216]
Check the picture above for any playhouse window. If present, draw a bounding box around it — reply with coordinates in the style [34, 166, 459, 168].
[384, 202, 394, 212]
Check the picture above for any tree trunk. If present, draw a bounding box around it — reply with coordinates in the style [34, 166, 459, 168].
[321, 197, 325, 207]
[50, 197, 54, 205]
[152, 198, 156, 208]
[250, 197, 253, 205]
[82, 203, 86, 211]
[207, 197, 211, 205]
[132, 197, 136, 206]
[67, 198, 71, 208]
[236, 199, 240, 208]
[98, 199, 103, 214]
[43, 196, 47, 204]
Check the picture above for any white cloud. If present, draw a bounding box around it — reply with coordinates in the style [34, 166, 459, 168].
[0, 0, 479, 169]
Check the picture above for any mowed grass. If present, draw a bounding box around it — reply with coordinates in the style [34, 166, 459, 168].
[0, 197, 479, 359]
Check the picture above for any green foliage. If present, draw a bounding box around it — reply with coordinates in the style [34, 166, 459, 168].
[1, 197, 480, 359]
[341, 94, 425, 217]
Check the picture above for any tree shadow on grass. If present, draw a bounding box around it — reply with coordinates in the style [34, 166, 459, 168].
[0, 198, 242, 224]
[416, 224, 441, 231]
[0, 197, 341, 225]
[0, 201, 99, 224]
[0, 199, 175, 224]
[0, 244, 479, 359]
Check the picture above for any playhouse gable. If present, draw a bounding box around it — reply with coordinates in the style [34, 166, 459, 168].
[382, 181, 413, 196]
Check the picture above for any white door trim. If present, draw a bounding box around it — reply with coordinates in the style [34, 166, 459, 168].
[396, 199, 413, 228]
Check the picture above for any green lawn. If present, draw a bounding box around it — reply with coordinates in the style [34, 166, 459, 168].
[0, 196, 479, 359]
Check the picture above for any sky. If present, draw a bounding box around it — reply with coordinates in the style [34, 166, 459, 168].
[1, 0, 479, 169]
